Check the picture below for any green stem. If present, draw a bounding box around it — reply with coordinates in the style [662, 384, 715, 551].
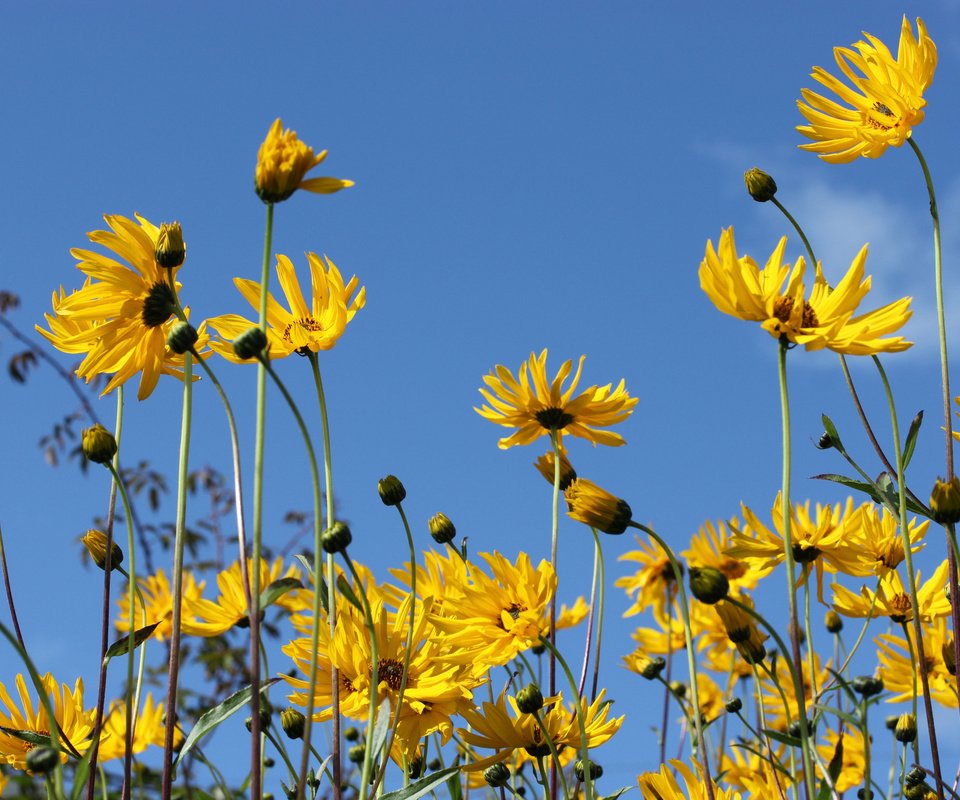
[771, 197, 817, 266]
[308, 351, 342, 800]
[775, 339, 816, 800]
[630, 522, 715, 800]
[548, 430, 561, 698]
[860, 698, 872, 800]
[589, 530, 606, 701]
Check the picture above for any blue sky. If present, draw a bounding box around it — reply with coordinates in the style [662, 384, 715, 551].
[2, 1, 960, 792]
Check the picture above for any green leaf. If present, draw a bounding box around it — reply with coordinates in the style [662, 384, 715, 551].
[0, 727, 52, 746]
[820, 414, 846, 454]
[600, 790, 632, 800]
[293, 554, 329, 608]
[370, 698, 391, 760]
[902, 410, 924, 471]
[816, 732, 844, 800]
[104, 622, 159, 661]
[69, 743, 96, 800]
[259, 577, 302, 610]
[810, 702, 861, 731]
[337, 575, 363, 611]
[379, 766, 462, 800]
[174, 678, 279, 771]
[762, 728, 802, 748]
[812, 473, 884, 505]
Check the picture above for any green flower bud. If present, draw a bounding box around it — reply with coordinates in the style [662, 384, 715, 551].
[895, 713, 917, 743]
[689, 566, 729, 605]
[744, 168, 777, 202]
[574, 760, 603, 781]
[167, 321, 198, 355]
[428, 512, 456, 545]
[321, 521, 352, 554]
[281, 708, 305, 740]
[930, 477, 960, 524]
[233, 327, 268, 361]
[632, 653, 666, 680]
[347, 744, 365, 764]
[484, 762, 511, 788]
[724, 697, 742, 713]
[344, 726, 360, 742]
[824, 610, 843, 634]
[942, 639, 957, 676]
[669, 681, 686, 699]
[427, 758, 442, 771]
[884, 715, 899, 731]
[516, 684, 544, 714]
[82, 423, 118, 464]
[905, 767, 927, 788]
[26, 745, 60, 774]
[851, 675, 884, 698]
[141, 281, 178, 327]
[155, 222, 186, 268]
[81, 529, 123, 571]
[378, 475, 406, 506]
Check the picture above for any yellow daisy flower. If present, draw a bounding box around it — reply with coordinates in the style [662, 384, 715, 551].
[617, 535, 681, 619]
[699, 228, 912, 355]
[182, 557, 300, 637]
[116, 568, 205, 642]
[831, 560, 951, 623]
[759, 652, 831, 732]
[37, 214, 210, 401]
[0, 674, 95, 771]
[96, 693, 180, 762]
[458, 689, 622, 771]
[718, 741, 791, 795]
[682, 518, 769, 594]
[475, 350, 638, 449]
[638, 760, 742, 800]
[877, 618, 957, 707]
[208, 253, 365, 362]
[797, 17, 936, 163]
[255, 117, 353, 203]
[836, 504, 927, 577]
[384, 549, 471, 619]
[816, 727, 866, 793]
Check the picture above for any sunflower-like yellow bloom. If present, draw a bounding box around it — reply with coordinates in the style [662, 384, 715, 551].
[877, 618, 957, 707]
[284, 594, 480, 762]
[638, 759, 742, 800]
[816, 728, 866, 793]
[37, 214, 210, 400]
[831, 560, 951, 623]
[682, 518, 769, 594]
[700, 228, 912, 355]
[0, 674, 95, 771]
[255, 118, 354, 203]
[182, 557, 301, 637]
[459, 689, 622, 771]
[97, 693, 180, 762]
[208, 253, 365, 362]
[617, 535, 681, 619]
[759, 651, 832, 732]
[719, 744, 791, 796]
[116, 568, 205, 642]
[837, 505, 927, 577]
[797, 17, 936, 164]
[475, 350, 637, 449]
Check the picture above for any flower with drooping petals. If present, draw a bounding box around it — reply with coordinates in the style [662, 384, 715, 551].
[96, 693, 180, 762]
[255, 118, 353, 203]
[797, 17, 936, 163]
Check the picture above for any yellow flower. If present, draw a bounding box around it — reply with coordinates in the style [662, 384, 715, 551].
[116, 568, 205, 642]
[682, 518, 769, 594]
[0, 674, 95, 771]
[182, 557, 300, 637]
[96, 693, 180, 762]
[638, 759, 741, 800]
[797, 18, 936, 163]
[831, 560, 951, 623]
[817, 728, 866, 793]
[759, 651, 831, 732]
[837, 505, 927, 577]
[459, 689, 622, 771]
[617, 535, 681, 619]
[36, 214, 210, 400]
[877, 618, 957, 707]
[699, 228, 912, 355]
[564, 478, 632, 535]
[284, 593, 479, 762]
[254, 117, 353, 203]
[475, 350, 637, 449]
[208, 253, 365, 362]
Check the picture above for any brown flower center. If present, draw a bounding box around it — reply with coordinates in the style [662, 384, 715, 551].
[890, 593, 913, 623]
[773, 296, 819, 328]
[867, 101, 898, 132]
[376, 658, 406, 691]
[282, 316, 323, 344]
[718, 558, 747, 581]
[535, 407, 574, 430]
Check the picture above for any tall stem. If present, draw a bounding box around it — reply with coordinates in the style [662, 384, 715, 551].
[161, 351, 192, 800]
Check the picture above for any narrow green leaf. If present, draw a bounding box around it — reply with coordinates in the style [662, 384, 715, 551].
[902, 410, 924, 470]
[70, 743, 96, 800]
[0, 727, 51, 746]
[174, 678, 279, 770]
[820, 414, 846, 454]
[762, 728, 802, 748]
[104, 622, 159, 661]
[379, 766, 462, 800]
[601, 790, 631, 800]
[337, 575, 363, 611]
[259, 577, 302, 610]
[370, 698, 391, 760]
[812, 473, 882, 504]
[293, 554, 329, 608]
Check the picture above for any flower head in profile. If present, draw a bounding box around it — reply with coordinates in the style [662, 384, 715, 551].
[476, 350, 637, 449]
[255, 118, 354, 203]
[832, 560, 951, 624]
[638, 759, 742, 800]
[877, 618, 957, 707]
[617, 535, 681, 619]
[208, 253, 365, 362]
[0, 674, 95, 770]
[700, 228, 912, 355]
[116, 568, 205, 642]
[797, 17, 936, 163]
[97, 693, 180, 762]
[37, 214, 209, 400]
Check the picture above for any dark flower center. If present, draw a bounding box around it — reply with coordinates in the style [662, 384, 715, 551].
[535, 407, 574, 430]
[142, 282, 177, 328]
[282, 316, 323, 344]
[376, 657, 406, 691]
[792, 544, 821, 564]
[773, 296, 819, 328]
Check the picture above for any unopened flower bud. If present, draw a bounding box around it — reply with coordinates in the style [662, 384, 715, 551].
[724, 697, 742, 713]
[377, 475, 406, 506]
[321, 521, 352, 554]
[484, 763, 511, 788]
[851, 675, 884, 698]
[824, 610, 843, 634]
[895, 713, 917, 743]
[575, 760, 603, 781]
[744, 168, 777, 202]
[516, 684, 544, 714]
[689, 567, 729, 605]
[233, 327, 268, 361]
[857, 790, 873, 800]
[817, 431, 836, 450]
[81, 529, 123, 571]
[534, 450, 577, 491]
[905, 767, 927, 788]
[669, 681, 686, 699]
[281, 708, 305, 740]
[155, 222, 186, 268]
[942, 639, 957, 675]
[245, 706, 271, 732]
[344, 726, 360, 742]
[428, 513, 456, 545]
[884, 715, 899, 731]
[930, 477, 960, 524]
[564, 478, 632, 535]
[167, 321, 198, 355]
[26, 745, 60, 774]
[82, 423, 118, 464]
[347, 744, 365, 764]
[428, 758, 442, 771]
[632, 653, 666, 680]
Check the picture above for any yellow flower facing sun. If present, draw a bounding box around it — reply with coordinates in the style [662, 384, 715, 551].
[209, 253, 365, 362]
[255, 117, 354, 203]
[116, 568, 205, 642]
[699, 228, 912, 355]
[797, 17, 936, 163]
[476, 350, 637, 449]
[96, 693, 180, 762]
